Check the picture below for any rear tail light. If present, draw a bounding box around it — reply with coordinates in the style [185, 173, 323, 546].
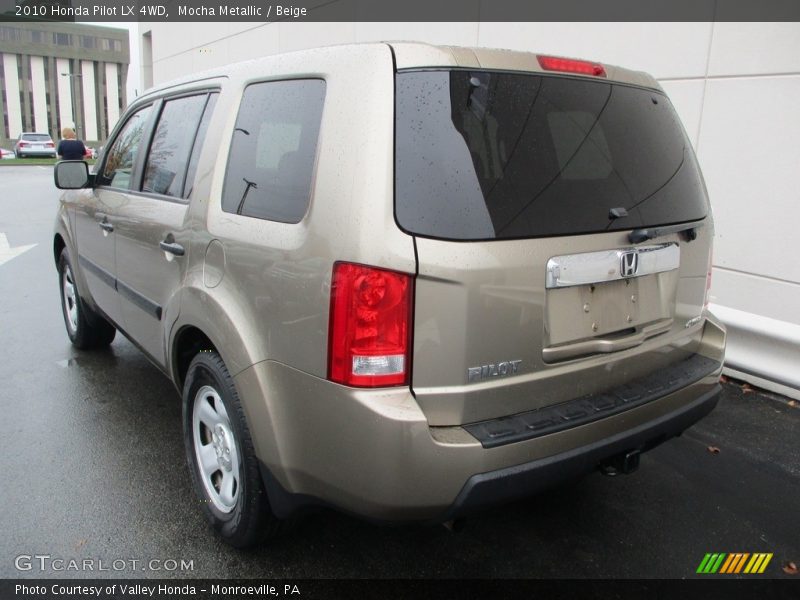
[537, 55, 606, 77]
[19, 142, 29, 147]
[328, 262, 413, 387]
[46, 142, 54, 148]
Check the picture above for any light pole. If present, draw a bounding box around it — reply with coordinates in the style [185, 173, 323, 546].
[60, 72, 82, 139]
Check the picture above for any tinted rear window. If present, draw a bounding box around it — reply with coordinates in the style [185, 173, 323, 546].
[395, 70, 707, 240]
[22, 134, 51, 141]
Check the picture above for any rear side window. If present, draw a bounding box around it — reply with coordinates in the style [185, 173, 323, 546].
[142, 94, 210, 198]
[395, 70, 708, 240]
[222, 79, 326, 223]
[101, 105, 153, 189]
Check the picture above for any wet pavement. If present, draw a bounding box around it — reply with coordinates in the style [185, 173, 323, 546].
[0, 166, 798, 579]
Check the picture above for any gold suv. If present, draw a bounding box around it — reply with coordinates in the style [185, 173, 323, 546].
[53, 43, 725, 547]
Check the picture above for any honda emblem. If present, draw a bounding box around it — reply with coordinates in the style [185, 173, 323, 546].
[620, 250, 639, 277]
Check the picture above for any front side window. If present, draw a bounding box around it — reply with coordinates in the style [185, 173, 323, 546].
[142, 94, 209, 198]
[221, 79, 326, 223]
[101, 105, 152, 189]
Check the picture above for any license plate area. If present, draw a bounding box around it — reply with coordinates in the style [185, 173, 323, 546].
[544, 243, 680, 352]
[545, 276, 672, 347]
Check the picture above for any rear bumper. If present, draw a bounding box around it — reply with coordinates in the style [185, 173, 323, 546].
[17, 148, 55, 156]
[441, 384, 719, 521]
[235, 318, 725, 521]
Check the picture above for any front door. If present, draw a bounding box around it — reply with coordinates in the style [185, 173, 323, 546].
[113, 93, 217, 367]
[73, 189, 122, 326]
[78, 104, 156, 327]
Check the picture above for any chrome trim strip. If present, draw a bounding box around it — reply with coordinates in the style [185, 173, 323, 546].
[545, 243, 680, 289]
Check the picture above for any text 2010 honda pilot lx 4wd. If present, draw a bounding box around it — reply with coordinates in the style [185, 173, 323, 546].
[53, 43, 726, 547]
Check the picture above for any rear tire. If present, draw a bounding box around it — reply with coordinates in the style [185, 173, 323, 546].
[58, 248, 116, 349]
[183, 351, 283, 548]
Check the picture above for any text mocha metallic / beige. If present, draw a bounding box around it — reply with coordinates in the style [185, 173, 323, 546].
[52, 42, 725, 547]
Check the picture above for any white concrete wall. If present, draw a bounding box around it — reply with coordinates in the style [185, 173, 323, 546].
[80, 60, 98, 141]
[2, 53, 23, 139]
[56, 58, 74, 132]
[105, 62, 120, 131]
[141, 21, 800, 396]
[29, 56, 49, 135]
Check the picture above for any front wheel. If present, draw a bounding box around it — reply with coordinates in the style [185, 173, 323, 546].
[183, 351, 283, 548]
[58, 248, 116, 349]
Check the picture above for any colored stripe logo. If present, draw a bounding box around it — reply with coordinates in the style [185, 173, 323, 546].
[696, 553, 773, 574]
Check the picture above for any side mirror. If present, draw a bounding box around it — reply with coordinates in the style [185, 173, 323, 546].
[54, 160, 94, 189]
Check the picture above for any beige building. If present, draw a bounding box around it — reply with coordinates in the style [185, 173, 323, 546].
[0, 21, 129, 146]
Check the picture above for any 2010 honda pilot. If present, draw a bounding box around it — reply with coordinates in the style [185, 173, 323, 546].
[53, 43, 726, 547]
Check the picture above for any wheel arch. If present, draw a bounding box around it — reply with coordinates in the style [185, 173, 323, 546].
[169, 285, 263, 390]
[172, 325, 218, 390]
[53, 233, 66, 266]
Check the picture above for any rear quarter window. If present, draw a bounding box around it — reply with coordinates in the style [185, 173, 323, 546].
[221, 79, 326, 223]
[22, 134, 52, 141]
[395, 70, 708, 240]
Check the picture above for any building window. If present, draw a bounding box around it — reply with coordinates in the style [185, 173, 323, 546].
[80, 36, 95, 49]
[1, 90, 8, 139]
[55, 33, 72, 46]
[117, 66, 124, 109]
[0, 27, 21, 42]
[55, 93, 61, 134]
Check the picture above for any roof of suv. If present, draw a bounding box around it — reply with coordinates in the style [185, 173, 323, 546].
[389, 42, 662, 91]
[137, 42, 662, 102]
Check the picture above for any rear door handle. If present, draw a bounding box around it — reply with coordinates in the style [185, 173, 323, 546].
[159, 240, 185, 256]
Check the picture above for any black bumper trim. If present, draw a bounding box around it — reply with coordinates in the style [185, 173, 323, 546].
[442, 384, 720, 522]
[464, 354, 721, 449]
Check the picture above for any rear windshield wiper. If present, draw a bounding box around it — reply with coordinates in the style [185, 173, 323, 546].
[629, 220, 704, 244]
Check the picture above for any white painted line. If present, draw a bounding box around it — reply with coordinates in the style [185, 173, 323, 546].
[0, 233, 37, 266]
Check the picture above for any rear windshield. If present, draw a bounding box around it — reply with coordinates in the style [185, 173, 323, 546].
[395, 70, 707, 240]
[22, 134, 51, 141]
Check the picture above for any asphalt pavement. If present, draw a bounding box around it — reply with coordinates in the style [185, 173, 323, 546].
[0, 165, 798, 579]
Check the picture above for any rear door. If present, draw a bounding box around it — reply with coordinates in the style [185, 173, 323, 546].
[395, 69, 713, 426]
[113, 92, 217, 367]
